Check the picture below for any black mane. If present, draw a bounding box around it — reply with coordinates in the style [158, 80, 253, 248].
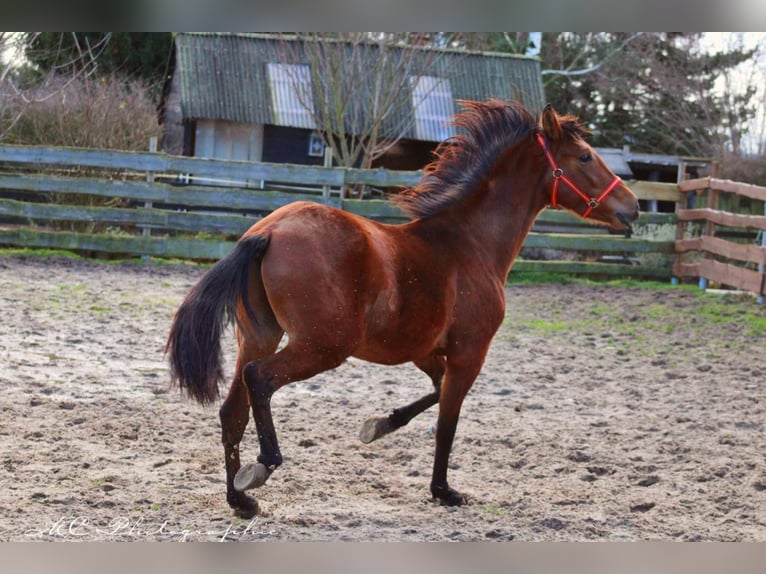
[393, 99, 537, 219]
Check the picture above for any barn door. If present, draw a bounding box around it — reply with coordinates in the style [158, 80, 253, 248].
[194, 120, 264, 187]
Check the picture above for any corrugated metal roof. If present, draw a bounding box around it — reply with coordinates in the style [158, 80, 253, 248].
[594, 147, 634, 179]
[174, 33, 545, 143]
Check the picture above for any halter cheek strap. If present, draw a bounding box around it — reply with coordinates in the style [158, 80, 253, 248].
[535, 133, 621, 219]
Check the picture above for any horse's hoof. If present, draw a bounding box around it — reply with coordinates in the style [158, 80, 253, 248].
[232, 496, 260, 518]
[433, 487, 467, 507]
[359, 416, 392, 444]
[227, 489, 260, 518]
[233, 462, 270, 491]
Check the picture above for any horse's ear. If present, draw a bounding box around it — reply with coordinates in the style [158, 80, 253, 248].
[541, 104, 563, 142]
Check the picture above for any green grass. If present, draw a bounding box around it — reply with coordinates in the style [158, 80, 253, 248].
[518, 319, 572, 333]
[0, 247, 209, 269]
[506, 270, 700, 293]
[59, 283, 87, 293]
[480, 503, 508, 517]
[506, 271, 584, 285]
[695, 296, 766, 336]
[0, 247, 84, 259]
[505, 273, 765, 363]
[89, 304, 110, 318]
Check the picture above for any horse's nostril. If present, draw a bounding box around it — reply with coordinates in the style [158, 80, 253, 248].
[624, 205, 640, 222]
[616, 212, 634, 238]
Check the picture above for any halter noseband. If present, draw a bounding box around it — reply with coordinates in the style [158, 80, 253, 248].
[535, 133, 622, 219]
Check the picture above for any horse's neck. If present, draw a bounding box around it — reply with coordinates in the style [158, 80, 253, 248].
[425, 170, 547, 280]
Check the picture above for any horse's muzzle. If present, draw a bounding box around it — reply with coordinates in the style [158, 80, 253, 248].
[615, 211, 636, 238]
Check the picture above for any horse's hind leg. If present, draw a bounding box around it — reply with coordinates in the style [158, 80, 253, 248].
[220, 263, 284, 517]
[359, 354, 445, 444]
[234, 340, 351, 493]
[220, 375, 258, 517]
[220, 331, 283, 517]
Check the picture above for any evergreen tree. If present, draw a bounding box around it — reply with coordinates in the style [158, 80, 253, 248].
[539, 33, 757, 157]
[24, 33, 173, 90]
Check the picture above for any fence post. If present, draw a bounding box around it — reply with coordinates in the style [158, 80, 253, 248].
[759, 202, 766, 304]
[671, 161, 687, 286]
[322, 146, 332, 198]
[671, 190, 683, 286]
[140, 137, 158, 262]
[696, 182, 719, 292]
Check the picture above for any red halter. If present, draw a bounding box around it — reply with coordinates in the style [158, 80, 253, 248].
[535, 133, 622, 219]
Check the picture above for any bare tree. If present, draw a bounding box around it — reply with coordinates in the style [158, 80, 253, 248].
[717, 33, 766, 158]
[0, 33, 34, 139]
[711, 34, 766, 184]
[269, 33, 448, 190]
[1, 32, 109, 141]
[540, 33, 644, 80]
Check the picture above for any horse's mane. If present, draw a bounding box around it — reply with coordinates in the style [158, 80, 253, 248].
[392, 98, 586, 220]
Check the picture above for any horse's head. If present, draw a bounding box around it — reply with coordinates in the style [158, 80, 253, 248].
[537, 104, 640, 234]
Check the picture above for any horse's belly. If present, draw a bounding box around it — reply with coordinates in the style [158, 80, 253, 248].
[352, 337, 443, 365]
[353, 309, 449, 365]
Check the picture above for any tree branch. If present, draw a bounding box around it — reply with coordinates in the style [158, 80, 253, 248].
[542, 33, 644, 77]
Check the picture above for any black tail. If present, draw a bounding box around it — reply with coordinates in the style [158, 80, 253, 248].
[166, 234, 270, 405]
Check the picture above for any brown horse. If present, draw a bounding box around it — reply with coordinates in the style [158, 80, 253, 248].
[166, 99, 639, 518]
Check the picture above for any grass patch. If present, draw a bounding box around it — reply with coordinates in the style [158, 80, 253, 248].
[0, 247, 83, 260]
[506, 271, 696, 293]
[506, 271, 583, 285]
[481, 503, 508, 517]
[59, 283, 87, 293]
[695, 295, 766, 336]
[89, 304, 110, 318]
[518, 319, 571, 333]
[0, 247, 209, 269]
[505, 272, 766, 356]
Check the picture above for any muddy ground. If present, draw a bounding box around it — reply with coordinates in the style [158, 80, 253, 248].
[0, 254, 764, 541]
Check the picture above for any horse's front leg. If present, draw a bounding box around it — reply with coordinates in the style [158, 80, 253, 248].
[359, 354, 445, 443]
[430, 359, 484, 506]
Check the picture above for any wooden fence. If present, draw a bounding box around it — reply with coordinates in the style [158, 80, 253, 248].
[0, 144, 678, 278]
[674, 177, 766, 302]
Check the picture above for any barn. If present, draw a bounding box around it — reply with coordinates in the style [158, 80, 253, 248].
[160, 33, 547, 172]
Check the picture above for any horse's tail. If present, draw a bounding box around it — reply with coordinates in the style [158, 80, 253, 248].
[165, 234, 270, 405]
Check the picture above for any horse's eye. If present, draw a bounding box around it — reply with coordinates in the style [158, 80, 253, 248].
[579, 153, 592, 163]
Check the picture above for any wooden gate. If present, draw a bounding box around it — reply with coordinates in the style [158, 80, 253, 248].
[674, 178, 766, 302]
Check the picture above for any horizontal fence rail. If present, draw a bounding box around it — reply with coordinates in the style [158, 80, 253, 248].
[0, 143, 678, 279]
[674, 177, 766, 301]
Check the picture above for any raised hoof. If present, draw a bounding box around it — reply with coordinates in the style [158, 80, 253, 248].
[233, 462, 270, 492]
[359, 416, 393, 444]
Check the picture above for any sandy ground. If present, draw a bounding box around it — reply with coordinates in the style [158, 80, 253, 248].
[0, 254, 764, 542]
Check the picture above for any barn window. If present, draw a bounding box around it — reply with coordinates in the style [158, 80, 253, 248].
[267, 63, 316, 129]
[410, 75, 455, 142]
